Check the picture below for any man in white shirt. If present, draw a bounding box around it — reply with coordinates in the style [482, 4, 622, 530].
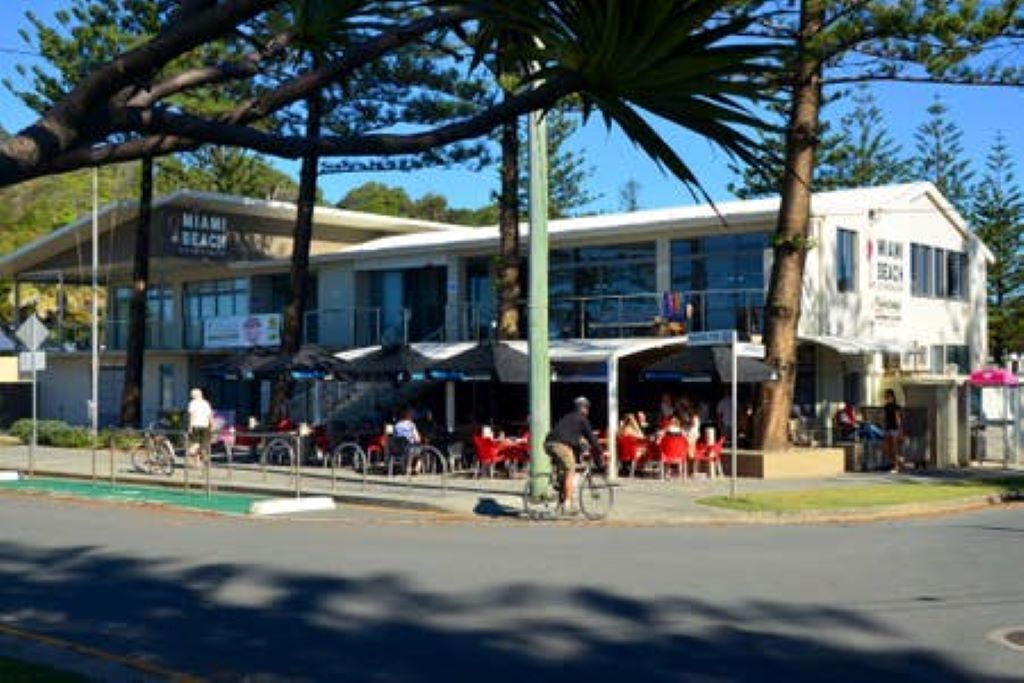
[187, 388, 213, 467]
[393, 407, 421, 444]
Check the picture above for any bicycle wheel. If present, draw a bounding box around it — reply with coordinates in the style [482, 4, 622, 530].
[522, 474, 558, 520]
[331, 442, 364, 471]
[130, 441, 152, 473]
[264, 438, 294, 466]
[579, 472, 614, 520]
[154, 438, 176, 476]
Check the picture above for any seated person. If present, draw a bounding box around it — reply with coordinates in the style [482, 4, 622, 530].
[619, 413, 645, 439]
[835, 402, 858, 440]
[656, 413, 684, 444]
[393, 408, 422, 445]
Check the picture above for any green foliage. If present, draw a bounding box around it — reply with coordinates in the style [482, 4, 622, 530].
[821, 86, 912, 189]
[337, 182, 497, 226]
[9, 419, 94, 448]
[913, 97, 975, 215]
[516, 108, 600, 218]
[155, 149, 301, 201]
[972, 132, 1024, 361]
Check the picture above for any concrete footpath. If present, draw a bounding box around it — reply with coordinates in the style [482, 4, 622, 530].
[1, 444, 1020, 525]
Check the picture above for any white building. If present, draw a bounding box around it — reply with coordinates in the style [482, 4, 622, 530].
[0, 181, 991, 464]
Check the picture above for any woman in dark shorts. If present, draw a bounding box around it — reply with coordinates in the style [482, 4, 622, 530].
[882, 389, 903, 473]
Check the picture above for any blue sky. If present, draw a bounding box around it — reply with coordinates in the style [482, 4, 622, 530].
[1, 1, 1022, 213]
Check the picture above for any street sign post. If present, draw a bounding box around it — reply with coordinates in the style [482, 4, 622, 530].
[16, 314, 49, 477]
[689, 329, 742, 498]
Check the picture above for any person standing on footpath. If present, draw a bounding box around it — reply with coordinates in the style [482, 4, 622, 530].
[187, 388, 213, 469]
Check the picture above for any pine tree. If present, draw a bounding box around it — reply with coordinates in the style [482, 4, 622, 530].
[822, 86, 911, 189]
[913, 97, 975, 214]
[972, 132, 1024, 362]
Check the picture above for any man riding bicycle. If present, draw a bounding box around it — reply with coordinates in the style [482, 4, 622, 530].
[544, 396, 604, 513]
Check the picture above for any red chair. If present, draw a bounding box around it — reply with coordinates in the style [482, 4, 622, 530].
[472, 435, 504, 478]
[616, 435, 648, 478]
[657, 434, 690, 481]
[694, 436, 725, 478]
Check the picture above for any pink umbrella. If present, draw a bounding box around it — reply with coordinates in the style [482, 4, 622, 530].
[969, 368, 1019, 387]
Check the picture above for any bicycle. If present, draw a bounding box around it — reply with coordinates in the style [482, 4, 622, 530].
[522, 452, 614, 521]
[130, 427, 177, 476]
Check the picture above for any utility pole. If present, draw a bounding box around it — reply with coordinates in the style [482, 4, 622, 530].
[527, 106, 551, 497]
[91, 167, 99, 480]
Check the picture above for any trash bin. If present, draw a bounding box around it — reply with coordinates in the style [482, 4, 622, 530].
[971, 424, 986, 461]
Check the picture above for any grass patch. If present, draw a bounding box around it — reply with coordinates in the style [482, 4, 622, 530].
[698, 477, 1024, 513]
[0, 477, 265, 515]
[0, 656, 87, 682]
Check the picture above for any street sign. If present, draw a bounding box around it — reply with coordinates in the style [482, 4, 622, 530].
[18, 351, 46, 373]
[16, 314, 49, 351]
[736, 342, 766, 359]
[688, 329, 737, 346]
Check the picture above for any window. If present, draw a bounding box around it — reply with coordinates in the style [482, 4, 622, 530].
[836, 228, 856, 293]
[670, 232, 770, 335]
[945, 345, 969, 373]
[947, 252, 968, 299]
[911, 244, 934, 297]
[183, 278, 250, 347]
[551, 242, 657, 338]
[911, 244, 968, 300]
[107, 285, 174, 349]
[932, 248, 947, 297]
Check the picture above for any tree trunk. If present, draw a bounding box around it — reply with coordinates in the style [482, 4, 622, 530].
[271, 76, 321, 421]
[756, 0, 824, 451]
[497, 116, 521, 340]
[120, 155, 153, 428]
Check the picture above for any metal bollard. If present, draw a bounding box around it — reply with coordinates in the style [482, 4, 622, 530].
[108, 434, 115, 489]
[183, 432, 190, 493]
[294, 432, 302, 499]
[205, 439, 212, 500]
[91, 441, 97, 486]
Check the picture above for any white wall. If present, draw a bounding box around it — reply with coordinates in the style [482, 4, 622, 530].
[805, 190, 985, 369]
[36, 353, 189, 426]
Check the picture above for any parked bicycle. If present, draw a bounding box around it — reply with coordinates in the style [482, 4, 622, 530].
[130, 426, 177, 476]
[522, 452, 614, 521]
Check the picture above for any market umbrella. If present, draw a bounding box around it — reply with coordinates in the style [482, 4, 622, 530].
[641, 346, 778, 384]
[348, 344, 433, 381]
[257, 345, 352, 381]
[202, 347, 281, 381]
[426, 342, 528, 383]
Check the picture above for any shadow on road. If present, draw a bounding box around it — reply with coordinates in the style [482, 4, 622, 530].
[0, 540, 1006, 682]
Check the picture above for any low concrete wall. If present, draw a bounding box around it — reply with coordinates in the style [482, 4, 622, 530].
[723, 447, 846, 479]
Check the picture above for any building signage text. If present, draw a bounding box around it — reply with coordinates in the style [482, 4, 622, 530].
[168, 210, 230, 259]
[868, 238, 904, 324]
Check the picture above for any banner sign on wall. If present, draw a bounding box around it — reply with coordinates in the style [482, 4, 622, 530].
[867, 238, 904, 324]
[204, 314, 281, 348]
[167, 210, 230, 259]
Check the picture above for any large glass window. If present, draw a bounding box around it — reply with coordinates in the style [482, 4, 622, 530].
[911, 243, 968, 300]
[549, 242, 657, 338]
[107, 284, 174, 349]
[670, 232, 769, 335]
[836, 228, 856, 293]
[183, 278, 249, 348]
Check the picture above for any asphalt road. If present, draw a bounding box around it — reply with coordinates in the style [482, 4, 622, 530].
[0, 494, 1022, 682]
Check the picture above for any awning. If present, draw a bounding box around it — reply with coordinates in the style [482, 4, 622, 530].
[427, 342, 529, 383]
[800, 335, 915, 355]
[203, 345, 349, 381]
[641, 346, 779, 384]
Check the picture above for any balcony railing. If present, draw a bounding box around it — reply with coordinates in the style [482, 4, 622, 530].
[40, 289, 766, 353]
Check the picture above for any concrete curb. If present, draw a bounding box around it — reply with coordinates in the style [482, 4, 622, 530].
[6, 468, 452, 515]
[3, 468, 1020, 526]
[249, 496, 336, 516]
[0, 471, 20, 481]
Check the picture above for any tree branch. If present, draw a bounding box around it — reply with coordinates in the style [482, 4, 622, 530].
[0, 0, 280, 183]
[128, 74, 577, 157]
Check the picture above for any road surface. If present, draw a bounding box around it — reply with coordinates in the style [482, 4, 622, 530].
[0, 493, 1021, 681]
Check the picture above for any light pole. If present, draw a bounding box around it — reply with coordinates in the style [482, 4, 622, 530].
[91, 167, 99, 482]
[527, 106, 551, 497]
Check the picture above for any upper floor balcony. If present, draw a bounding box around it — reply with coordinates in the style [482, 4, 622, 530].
[40, 288, 766, 354]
